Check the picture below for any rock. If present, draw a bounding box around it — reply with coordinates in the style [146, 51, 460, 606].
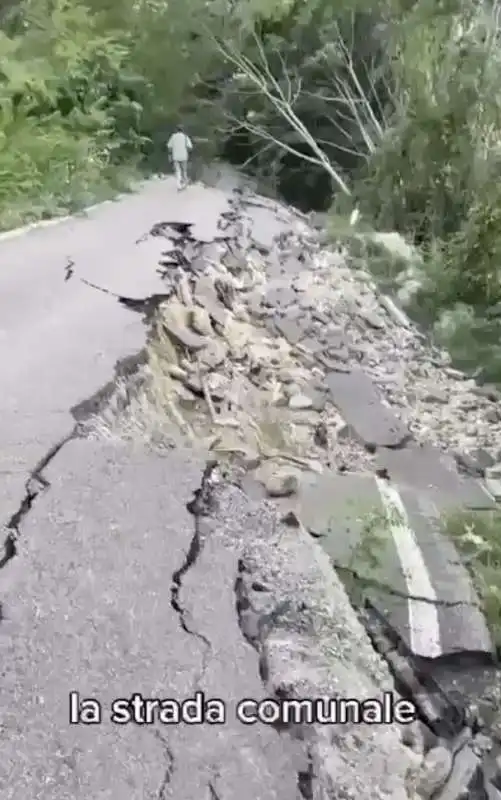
[317, 352, 351, 372]
[205, 372, 231, 400]
[263, 285, 297, 309]
[423, 387, 449, 404]
[292, 273, 312, 292]
[279, 367, 304, 384]
[358, 309, 385, 330]
[470, 448, 495, 470]
[161, 302, 209, 350]
[470, 732, 493, 757]
[281, 510, 301, 527]
[246, 290, 267, 318]
[379, 295, 411, 328]
[311, 309, 330, 325]
[486, 462, 501, 479]
[400, 720, 425, 755]
[222, 251, 244, 273]
[280, 256, 303, 276]
[194, 274, 229, 328]
[189, 307, 213, 336]
[432, 744, 483, 800]
[174, 384, 199, 410]
[298, 336, 325, 355]
[274, 316, 307, 345]
[492, 755, 501, 789]
[167, 364, 188, 381]
[444, 367, 466, 380]
[283, 383, 302, 399]
[265, 470, 300, 497]
[298, 295, 315, 311]
[453, 449, 492, 478]
[288, 393, 314, 410]
[485, 477, 501, 499]
[471, 384, 501, 402]
[214, 277, 237, 310]
[306, 388, 327, 412]
[233, 304, 250, 323]
[414, 746, 453, 798]
[486, 407, 501, 423]
[198, 339, 228, 370]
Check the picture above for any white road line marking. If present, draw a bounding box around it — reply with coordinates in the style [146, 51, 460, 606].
[375, 477, 442, 658]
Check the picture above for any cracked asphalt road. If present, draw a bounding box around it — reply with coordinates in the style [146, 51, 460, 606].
[0, 180, 313, 799]
[0, 177, 230, 523]
[0, 441, 303, 799]
[2, 174, 500, 799]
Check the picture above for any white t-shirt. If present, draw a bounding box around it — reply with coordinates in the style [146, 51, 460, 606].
[167, 131, 192, 161]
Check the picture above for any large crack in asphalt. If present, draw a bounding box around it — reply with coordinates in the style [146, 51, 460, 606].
[334, 562, 487, 608]
[156, 458, 220, 799]
[0, 257, 181, 585]
[169, 459, 218, 690]
[152, 729, 176, 800]
[0, 430, 77, 573]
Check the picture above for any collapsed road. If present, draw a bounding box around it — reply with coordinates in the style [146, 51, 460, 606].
[1, 170, 501, 799]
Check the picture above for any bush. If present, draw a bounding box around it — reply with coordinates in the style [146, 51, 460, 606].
[346, 0, 501, 382]
[0, 0, 144, 228]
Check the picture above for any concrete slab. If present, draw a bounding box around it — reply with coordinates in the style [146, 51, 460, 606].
[324, 367, 411, 448]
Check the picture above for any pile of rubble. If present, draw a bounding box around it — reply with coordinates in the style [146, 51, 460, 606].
[104, 189, 501, 500]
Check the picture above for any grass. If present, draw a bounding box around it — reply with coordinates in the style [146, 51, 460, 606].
[441, 508, 501, 653]
[0, 160, 141, 233]
[328, 502, 406, 607]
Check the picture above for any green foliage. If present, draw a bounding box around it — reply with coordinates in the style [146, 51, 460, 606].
[441, 508, 501, 654]
[343, 0, 501, 383]
[0, 0, 143, 227]
[0, 0, 225, 227]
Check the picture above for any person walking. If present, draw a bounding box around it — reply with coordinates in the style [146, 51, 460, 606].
[167, 125, 193, 191]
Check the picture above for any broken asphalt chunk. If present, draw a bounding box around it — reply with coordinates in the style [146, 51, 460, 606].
[161, 303, 208, 350]
[376, 443, 495, 510]
[194, 274, 229, 328]
[325, 367, 412, 448]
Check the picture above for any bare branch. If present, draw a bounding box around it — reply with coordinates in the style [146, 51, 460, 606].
[210, 31, 353, 196]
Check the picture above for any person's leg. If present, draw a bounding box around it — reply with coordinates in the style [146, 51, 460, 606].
[180, 159, 188, 188]
[173, 160, 182, 190]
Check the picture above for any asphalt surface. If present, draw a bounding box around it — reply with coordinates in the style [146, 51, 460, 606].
[0, 174, 499, 798]
[0, 442, 307, 800]
[0, 177, 230, 522]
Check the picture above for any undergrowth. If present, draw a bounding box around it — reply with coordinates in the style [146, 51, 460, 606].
[441, 508, 501, 653]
